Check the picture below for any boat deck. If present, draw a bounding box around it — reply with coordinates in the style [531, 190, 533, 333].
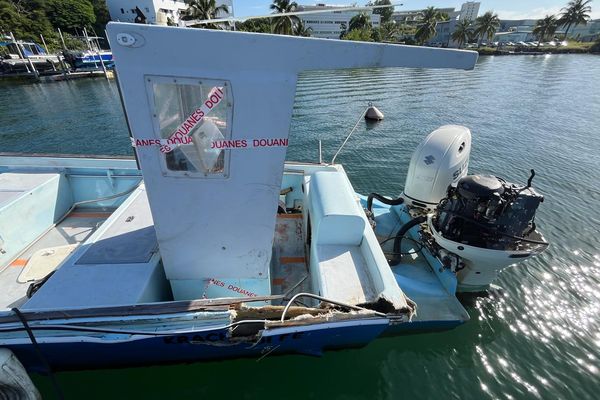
[367, 199, 470, 327]
[391, 239, 469, 324]
[0, 209, 111, 309]
[270, 213, 311, 305]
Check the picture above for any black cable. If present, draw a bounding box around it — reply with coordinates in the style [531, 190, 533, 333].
[367, 193, 404, 212]
[12, 308, 64, 400]
[389, 216, 428, 266]
[379, 235, 425, 255]
[526, 169, 535, 188]
[0, 318, 270, 336]
[379, 235, 425, 248]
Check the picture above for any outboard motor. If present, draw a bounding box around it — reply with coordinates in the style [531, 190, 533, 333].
[402, 125, 471, 210]
[434, 174, 543, 249]
[379, 125, 548, 292]
[429, 171, 548, 291]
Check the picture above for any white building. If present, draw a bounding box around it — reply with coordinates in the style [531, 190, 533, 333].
[392, 7, 456, 25]
[391, 2, 479, 25]
[458, 2, 480, 21]
[297, 3, 381, 39]
[106, 0, 232, 25]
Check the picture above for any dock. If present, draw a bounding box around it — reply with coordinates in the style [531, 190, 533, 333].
[1, 69, 114, 83]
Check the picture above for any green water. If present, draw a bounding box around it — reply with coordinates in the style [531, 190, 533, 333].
[1, 54, 600, 399]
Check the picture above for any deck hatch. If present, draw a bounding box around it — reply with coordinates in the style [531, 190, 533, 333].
[76, 191, 158, 265]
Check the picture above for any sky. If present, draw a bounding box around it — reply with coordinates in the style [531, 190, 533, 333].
[232, 0, 600, 19]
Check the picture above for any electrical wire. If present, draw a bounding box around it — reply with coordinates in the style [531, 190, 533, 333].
[0, 319, 269, 336]
[12, 308, 64, 400]
[379, 236, 425, 256]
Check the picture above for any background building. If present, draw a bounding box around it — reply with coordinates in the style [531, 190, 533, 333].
[392, 7, 456, 25]
[458, 1, 480, 21]
[297, 3, 381, 39]
[106, 0, 232, 25]
[424, 2, 480, 46]
[568, 19, 600, 41]
[497, 18, 600, 42]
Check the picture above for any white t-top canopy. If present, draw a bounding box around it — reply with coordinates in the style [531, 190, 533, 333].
[107, 23, 477, 299]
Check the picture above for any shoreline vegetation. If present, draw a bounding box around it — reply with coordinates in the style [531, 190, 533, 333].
[0, 0, 109, 51]
[0, 0, 598, 55]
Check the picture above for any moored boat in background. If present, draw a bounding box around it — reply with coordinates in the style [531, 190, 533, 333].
[0, 36, 60, 74]
[63, 35, 114, 70]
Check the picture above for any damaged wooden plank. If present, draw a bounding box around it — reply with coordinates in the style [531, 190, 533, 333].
[234, 305, 327, 321]
[264, 310, 386, 328]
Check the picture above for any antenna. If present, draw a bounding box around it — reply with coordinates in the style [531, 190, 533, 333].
[181, 3, 404, 27]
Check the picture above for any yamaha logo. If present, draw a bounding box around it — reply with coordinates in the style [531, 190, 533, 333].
[424, 155, 435, 165]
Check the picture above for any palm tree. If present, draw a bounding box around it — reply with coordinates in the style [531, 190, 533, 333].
[339, 22, 348, 39]
[533, 15, 558, 47]
[270, 0, 299, 35]
[474, 11, 500, 47]
[414, 6, 444, 45]
[379, 21, 400, 42]
[558, 0, 592, 40]
[349, 12, 372, 31]
[368, 0, 394, 24]
[182, 0, 229, 29]
[451, 19, 472, 48]
[293, 20, 312, 37]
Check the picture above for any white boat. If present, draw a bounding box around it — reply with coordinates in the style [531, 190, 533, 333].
[0, 37, 60, 74]
[0, 23, 547, 376]
[64, 36, 113, 70]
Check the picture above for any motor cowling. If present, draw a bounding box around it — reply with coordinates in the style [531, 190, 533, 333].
[432, 174, 544, 250]
[402, 125, 471, 210]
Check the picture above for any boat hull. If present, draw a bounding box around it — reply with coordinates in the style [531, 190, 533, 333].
[0, 154, 468, 372]
[3, 319, 389, 373]
[73, 53, 114, 69]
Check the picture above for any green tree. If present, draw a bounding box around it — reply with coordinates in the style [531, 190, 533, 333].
[367, 0, 394, 24]
[47, 0, 96, 31]
[0, 0, 111, 50]
[372, 26, 381, 41]
[238, 18, 272, 33]
[0, 1, 30, 38]
[558, 0, 592, 39]
[270, 0, 299, 35]
[414, 6, 444, 45]
[378, 21, 399, 42]
[293, 20, 312, 37]
[339, 21, 347, 39]
[90, 0, 110, 35]
[474, 11, 500, 47]
[182, 0, 229, 29]
[533, 15, 558, 46]
[451, 18, 472, 48]
[344, 27, 373, 42]
[1, 0, 54, 39]
[349, 12, 371, 31]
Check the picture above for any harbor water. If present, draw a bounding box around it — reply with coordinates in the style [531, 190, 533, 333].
[1, 54, 599, 399]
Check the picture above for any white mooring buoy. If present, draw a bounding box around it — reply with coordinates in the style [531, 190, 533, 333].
[0, 348, 41, 400]
[365, 103, 384, 121]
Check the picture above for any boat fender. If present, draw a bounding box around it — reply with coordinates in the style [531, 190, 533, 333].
[0, 348, 41, 400]
[388, 215, 427, 266]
